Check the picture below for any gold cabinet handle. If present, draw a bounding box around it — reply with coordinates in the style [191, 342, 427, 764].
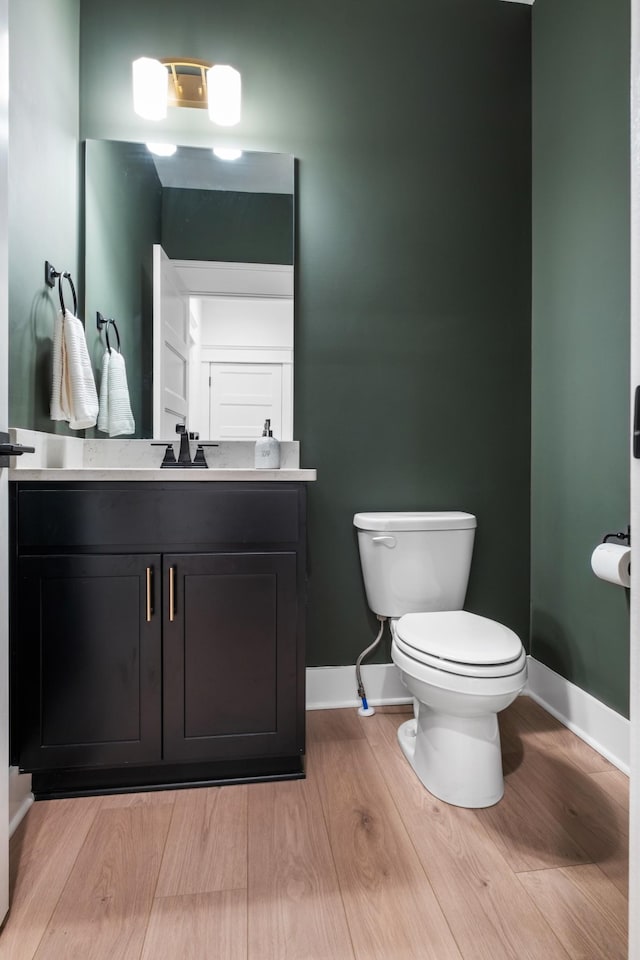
[169, 566, 175, 622]
[146, 566, 153, 622]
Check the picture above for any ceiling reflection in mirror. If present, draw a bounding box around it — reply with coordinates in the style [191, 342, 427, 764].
[84, 140, 295, 440]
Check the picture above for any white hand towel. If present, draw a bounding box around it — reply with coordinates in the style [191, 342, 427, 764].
[98, 348, 135, 437]
[50, 309, 99, 430]
[50, 309, 65, 421]
[97, 349, 111, 434]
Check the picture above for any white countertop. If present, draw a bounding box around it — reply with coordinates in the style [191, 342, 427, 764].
[8, 430, 317, 481]
[12, 467, 317, 482]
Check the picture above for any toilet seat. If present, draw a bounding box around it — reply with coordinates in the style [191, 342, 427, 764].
[393, 611, 525, 679]
[391, 638, 528, 697]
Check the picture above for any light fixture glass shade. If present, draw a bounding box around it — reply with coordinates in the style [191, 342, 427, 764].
[132, 57, 168, 121]
[213, 147, 242, 161]
[207, 65, 241, 126]
[147, 143, 177, 157]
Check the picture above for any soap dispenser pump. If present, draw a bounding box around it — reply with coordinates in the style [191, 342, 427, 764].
[254, 419, 281, 469]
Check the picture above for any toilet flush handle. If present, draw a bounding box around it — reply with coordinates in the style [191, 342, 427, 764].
[372, 535, 397, 548]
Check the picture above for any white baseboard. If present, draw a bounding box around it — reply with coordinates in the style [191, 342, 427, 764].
[306, 662, 411, 711]
[305, 657, 630, 774]
[9, 766, 33, 837]
[525, 656, 630, 774]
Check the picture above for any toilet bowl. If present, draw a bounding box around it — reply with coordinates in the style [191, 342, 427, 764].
[353, 511, 527, 809]
[390, 614, 526, 807]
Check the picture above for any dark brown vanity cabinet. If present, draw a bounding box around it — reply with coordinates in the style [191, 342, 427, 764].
[162, 551, 298, 763]
[10, 482, 307, 797]
[16, 553, 163, 772]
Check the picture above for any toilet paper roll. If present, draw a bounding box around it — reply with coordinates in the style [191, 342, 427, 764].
[590, 542, 631, 587]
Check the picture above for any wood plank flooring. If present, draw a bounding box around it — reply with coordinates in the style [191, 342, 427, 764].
[0, 697, 629, 960]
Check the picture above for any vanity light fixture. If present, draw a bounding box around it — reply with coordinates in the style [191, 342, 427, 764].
[132, 57, 241, 126]
[147, 142, 177, 157]
[207, 64, 242, 126]
[133, 57, 168, 121]
[213, 147, 243, 161]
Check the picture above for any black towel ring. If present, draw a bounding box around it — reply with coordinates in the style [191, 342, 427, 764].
[58, 271, 78, 318]
[105, 318, 121, 355]
[96, 311, 121, 354]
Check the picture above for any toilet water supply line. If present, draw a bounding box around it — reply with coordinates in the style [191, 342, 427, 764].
[356, 614, 387, 717]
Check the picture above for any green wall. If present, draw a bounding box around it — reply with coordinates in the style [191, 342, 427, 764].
[8, 0, 80, 432]
[77, 0, 532, 667]
[84, 139, 162, 437]
[161, 189, 293, 264]
[532, 0, 630, 715]
[7, 0, 632, 702]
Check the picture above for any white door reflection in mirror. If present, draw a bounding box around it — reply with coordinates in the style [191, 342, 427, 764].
[205, 363, 283, 440]
[155, 253, 293, 440]
[153, 246, 190, 437]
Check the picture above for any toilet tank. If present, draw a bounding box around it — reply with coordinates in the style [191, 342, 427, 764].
[353, 511, 477, 617]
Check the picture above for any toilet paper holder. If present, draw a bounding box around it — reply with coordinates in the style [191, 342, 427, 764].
[602, 525, 631, 546]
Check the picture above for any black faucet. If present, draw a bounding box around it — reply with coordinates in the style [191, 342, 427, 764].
[176, 424, 192, 465]
[152, 423, 218, 468]
[156, 424, 218, 468]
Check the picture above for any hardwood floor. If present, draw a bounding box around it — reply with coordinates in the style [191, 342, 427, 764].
[0, 697, 629, 960]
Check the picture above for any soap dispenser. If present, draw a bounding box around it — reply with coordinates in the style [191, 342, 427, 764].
[254, 419, 280, 469]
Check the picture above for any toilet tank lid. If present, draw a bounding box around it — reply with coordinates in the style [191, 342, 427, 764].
[353, 511, 477, 532]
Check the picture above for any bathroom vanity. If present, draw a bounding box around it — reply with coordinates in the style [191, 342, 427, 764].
[9, 473, 311, 798]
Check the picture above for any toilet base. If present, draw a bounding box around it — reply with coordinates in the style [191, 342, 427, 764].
[397, 707, 504, 808]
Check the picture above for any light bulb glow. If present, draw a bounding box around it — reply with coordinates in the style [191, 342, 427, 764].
[147, 142, 177, 157]
[207, 65, 241, 126]
[213, 147, 242, 161]
[132, 57, 168, 121]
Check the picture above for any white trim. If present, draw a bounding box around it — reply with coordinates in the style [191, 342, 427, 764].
[630, 0, 640, 951]
[174, 260, 293, 298]
[8, 767, 32, 838]
[0, 0, 8, 921]
[525, 657, 630, 774]
[152, 244, 162, 436]
[306, 662, 411, 711]
[199, 345, 292, 365]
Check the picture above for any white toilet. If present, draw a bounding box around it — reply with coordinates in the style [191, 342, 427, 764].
[354, 510, 527, 808]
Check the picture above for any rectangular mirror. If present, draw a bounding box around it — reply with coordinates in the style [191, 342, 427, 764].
[84, 140, 295, 440]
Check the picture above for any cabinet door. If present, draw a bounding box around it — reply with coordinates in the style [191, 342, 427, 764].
[163, 552, 298, 763]
[15, 555, 162, 771]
